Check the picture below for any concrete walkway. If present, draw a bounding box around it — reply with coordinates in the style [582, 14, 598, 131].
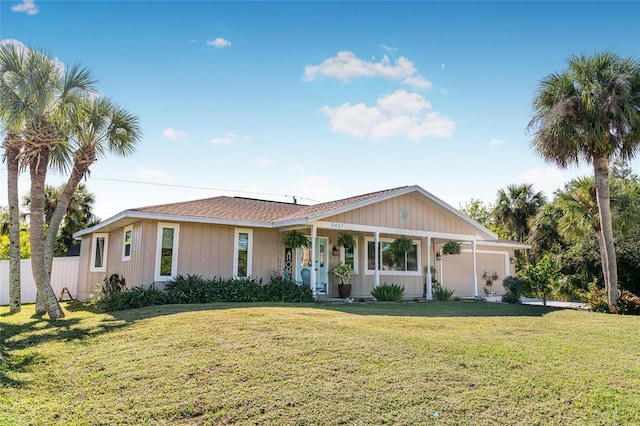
[485, 296, 588, 310]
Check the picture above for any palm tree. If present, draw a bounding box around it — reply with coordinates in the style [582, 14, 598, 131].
[43, 95, 141, 270]
[22, 183, 100, 256]
[0, 43, 96, 319]
[493, 183, 546, 263]
[528, 52, 640, 306]
[2, 132, 22, 312]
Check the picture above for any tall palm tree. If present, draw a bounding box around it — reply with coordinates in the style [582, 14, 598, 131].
[43, 95, 141, 274]
[0, 43, 96, 319]
[528, 52, 640, 306]
[2, 132, 22, 312]
[22, 183, 100, 256]
[493, 183, 546, 263]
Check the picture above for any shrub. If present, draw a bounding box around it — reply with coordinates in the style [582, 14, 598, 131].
[371, 283, 405, 301]
[502, 276, 529, 298]
[165, 274, 212, 304]
[96, 285, 169, 312]
[614, 290, 640, 315]
[432, 285, 455, 301]
[210, 277, 265, 302]
[263, 279, 314, 302]
[501, 291, 521, 304]
[99, 273, 127, 296]
[585, 287, 610, 313]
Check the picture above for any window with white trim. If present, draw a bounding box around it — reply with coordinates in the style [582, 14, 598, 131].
[233, 228, 253, 278]
[90, 233, 108, 272]
[365, 237, 420, 275]
[155, 223, 180, 281]
[122, 225, 132, 261]
[340, 245, 358, 274]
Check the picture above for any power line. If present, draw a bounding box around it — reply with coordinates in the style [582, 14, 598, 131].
[0, 167, 319, 203]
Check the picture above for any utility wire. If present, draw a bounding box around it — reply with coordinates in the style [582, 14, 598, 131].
[0, 167, 319, 203]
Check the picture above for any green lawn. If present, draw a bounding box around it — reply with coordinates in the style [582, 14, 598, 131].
[1, 301, 639, 425]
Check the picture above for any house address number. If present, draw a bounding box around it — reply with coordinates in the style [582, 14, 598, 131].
[331, 222, 344, 229]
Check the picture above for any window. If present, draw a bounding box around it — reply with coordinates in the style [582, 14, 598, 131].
[90, 233, 108, 272]
[155, 223, 179, 281]
[233, 228, 253, 278]
[340, 245, 358, 274]
[365, 237, 420, 275]
[122, 225, 132, 261]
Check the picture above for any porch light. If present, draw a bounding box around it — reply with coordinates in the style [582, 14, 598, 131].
[509, 256, 515, 264]
[436, 251, 442, 261]
[332, 246, 339, 256]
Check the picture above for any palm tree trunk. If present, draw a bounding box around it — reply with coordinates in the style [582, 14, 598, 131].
[44, 164, 86, 276]
[594, 229, 609, 294]
[5, 139, 22, 313]
[593, 154, 619, 307]
[29, 150, 65, 319]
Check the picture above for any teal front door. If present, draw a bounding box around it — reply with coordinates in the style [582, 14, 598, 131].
[295, 237, 328, 290]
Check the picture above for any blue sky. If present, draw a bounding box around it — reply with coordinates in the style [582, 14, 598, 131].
[1, 0, 640, 219]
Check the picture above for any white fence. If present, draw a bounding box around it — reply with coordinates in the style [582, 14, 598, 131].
[0, 257, 79, 305]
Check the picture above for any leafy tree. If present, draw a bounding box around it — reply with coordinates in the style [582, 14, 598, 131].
[528, 52, 640, 306]
[459, 198, 494, 229]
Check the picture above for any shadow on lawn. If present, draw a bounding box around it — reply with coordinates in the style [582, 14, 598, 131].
[0, 304, 129, 387]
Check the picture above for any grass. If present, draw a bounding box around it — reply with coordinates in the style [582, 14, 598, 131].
[1, 301, 639, 425]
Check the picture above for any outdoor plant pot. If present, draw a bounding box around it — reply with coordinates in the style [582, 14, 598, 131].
[338, 284, 352, 298]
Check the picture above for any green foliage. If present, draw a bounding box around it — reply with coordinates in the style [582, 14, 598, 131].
[263, 279, 314, 302]
[165, 274, 313, 305]
[165, 274, 212, 303]
[501, 291, 521, 304]
[336, 231, 357, 248]
[459, 198, 494, 228]
[585, 287, 610, 313]
[96, 285, 169, 312]
[390, 235, 415, 257]
[432, 285, 455, 301]
[331, 262, 355, 284]
[371, 283, 406, 301]
[441, 240, 462, 255]
[282, 230, 310, 248]
[615, 290, 640, 315]
[519, 255, 557, 301]
[502, 276, 530, 298]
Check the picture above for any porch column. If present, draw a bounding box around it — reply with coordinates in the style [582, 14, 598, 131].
[311, 225, 317, 295]
[472, 240, 478, 297]
[426, 236, 432, 300]
[374, 231, 380, 288]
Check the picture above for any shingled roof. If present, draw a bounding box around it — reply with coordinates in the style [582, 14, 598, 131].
[129, 186, 410, 224]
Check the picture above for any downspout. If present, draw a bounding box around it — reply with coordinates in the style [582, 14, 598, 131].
[374, 231, 380, 288]
[426, 236, 432, 301]
[472, 240, 478, 298]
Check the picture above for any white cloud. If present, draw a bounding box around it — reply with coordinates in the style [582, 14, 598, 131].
[320, 90, 454, 141]
[206, 38, 231, 48]
[518, 166, 566, 196]
[290, 165, 305, 172]
[137, 167, 172, 181]
[11, 0, 38, 15]
[211, 132, 237, 145]
[163, 127, 187, 140]
[303, 51, 432, 90]
[489, 138, 505, 147]
[292, 175, 331, 200]
[380, 44, 398, 52]
[255, 157, 274, 167]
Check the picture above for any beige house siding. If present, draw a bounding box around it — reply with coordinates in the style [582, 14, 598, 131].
[324, 193, 478, 236]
